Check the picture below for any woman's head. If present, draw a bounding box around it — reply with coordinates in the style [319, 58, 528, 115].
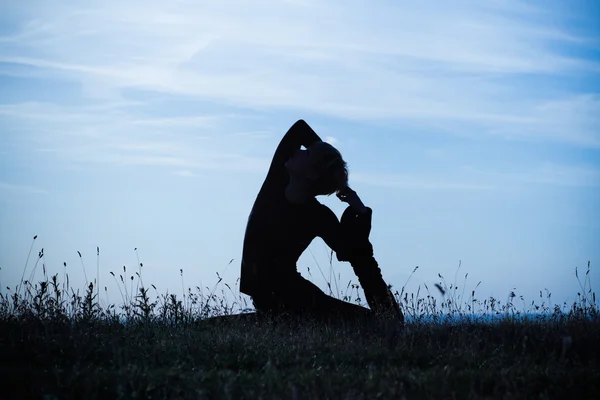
[285, 141, 349, 199]
[306, 141, 348, 195]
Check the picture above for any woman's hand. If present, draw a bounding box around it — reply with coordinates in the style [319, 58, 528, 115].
[337, 186, 367, 213]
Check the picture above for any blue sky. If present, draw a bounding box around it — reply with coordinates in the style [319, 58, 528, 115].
[1, 0, 599, 311]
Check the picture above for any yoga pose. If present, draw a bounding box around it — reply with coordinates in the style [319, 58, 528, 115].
[240, 119, 403, 323]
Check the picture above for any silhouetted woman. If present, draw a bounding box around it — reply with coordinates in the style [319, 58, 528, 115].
[240, 119, 403, 323]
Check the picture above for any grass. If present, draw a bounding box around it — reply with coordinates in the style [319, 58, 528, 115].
[1, 239, 598, 399]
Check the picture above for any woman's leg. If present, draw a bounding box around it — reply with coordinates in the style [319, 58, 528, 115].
[253, 272, 373, 322]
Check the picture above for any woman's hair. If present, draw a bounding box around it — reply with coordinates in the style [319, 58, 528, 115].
[307, 142, 349, 196]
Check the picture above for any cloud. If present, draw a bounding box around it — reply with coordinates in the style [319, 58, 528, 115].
[0, 182, 48, 195]
[424, 148, 446, 160]
[350, 162, 600, 191]
[496, 164, 600, 188]
[0, 100, 272, 174]
[174, 170, 196, 178]
[0, 0, 598, 149]
[350, 172, 497, 191]
[484, 94, 600, 148]
[0, 0, 598, 204]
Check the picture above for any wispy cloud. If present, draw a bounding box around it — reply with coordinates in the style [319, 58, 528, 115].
[0, 0, 599, 200]
[351, 162, 600, 191]
[174, 169, 197, 178]
[0, 101, 271, 173]
[423, 148, 447, 160]
[350, 172, 497, 191]
[0, 182, 48, 195]
[488, 164, 600, 188]
[1, 0, 598, 149]
[484, 94, 600, 148]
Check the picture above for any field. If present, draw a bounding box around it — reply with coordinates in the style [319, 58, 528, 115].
[1, 245, 598, 399]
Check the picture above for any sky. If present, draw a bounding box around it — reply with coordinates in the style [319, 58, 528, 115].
[1, 0, 599, 313]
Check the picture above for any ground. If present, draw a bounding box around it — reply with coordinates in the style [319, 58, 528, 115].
[1, 312, 598, 399]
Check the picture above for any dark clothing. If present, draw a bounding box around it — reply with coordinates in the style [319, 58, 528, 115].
[240, 119, 346, 297]
[240, 119, 403, 322]
[338, 207, 404, 321]
[251, 271, 372, 321]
